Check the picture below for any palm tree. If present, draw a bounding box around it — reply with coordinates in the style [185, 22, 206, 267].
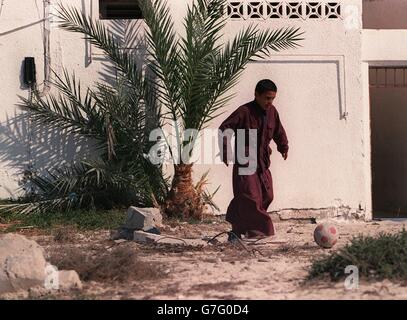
[137, 0, 303, 219]
[0, 0, 303, 219]
[0, 15, 169, 214]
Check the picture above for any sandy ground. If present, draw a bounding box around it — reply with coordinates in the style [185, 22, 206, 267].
[2, 218, 407, 300]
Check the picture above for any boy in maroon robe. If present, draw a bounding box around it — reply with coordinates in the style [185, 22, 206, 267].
[218, 79, 289, 240]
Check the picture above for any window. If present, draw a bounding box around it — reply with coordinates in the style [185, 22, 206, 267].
[99, 0, 143, 20]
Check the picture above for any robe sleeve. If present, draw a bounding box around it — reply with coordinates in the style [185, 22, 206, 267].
[218, 108, 242, 164]
[273, 108, 289, 154]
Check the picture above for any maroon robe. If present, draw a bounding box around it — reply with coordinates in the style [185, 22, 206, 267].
[218, 100, 289, 237]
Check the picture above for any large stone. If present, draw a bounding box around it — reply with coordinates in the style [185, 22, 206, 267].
[58, 270, 83, 291]
[124, 206, 163, 231]
[0, 234, 47, 294]
[133, 230, 161, 243]
[0, 234, 82, 295]
[133, 230, 207, 247]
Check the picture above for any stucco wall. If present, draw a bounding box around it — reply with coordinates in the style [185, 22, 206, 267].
[194, 0, 369, 219]
[0, 0, 46, 197]
[362, 30, 407, 62]
[0, 0, 136, 198]
[1, 1, 372, 220]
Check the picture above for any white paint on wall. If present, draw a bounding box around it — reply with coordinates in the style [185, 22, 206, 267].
[2, 0, 405, 221]
[362, 30, 407, 62]
[193, 0, 368, 216]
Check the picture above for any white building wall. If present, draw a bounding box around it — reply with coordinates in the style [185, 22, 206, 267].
[194, 0, 369, 218]
[0, 0, 46, 197]
[0, 1, 373, 220]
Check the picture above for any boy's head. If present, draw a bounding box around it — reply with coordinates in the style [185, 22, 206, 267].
[255, 79, 277, 110]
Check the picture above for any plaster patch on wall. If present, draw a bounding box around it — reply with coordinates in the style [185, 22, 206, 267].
[269, 205, 367, 222]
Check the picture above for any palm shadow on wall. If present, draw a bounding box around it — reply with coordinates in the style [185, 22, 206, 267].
[0, 18, 148, 198]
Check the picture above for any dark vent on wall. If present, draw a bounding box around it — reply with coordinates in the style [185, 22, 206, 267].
[99, 0, 143, 20]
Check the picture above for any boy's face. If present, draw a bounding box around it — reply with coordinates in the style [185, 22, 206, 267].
[255, 90, 277, 110]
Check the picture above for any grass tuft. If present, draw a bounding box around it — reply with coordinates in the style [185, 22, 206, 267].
[0, 209, 126, 232]
[308, 229, 407, 281]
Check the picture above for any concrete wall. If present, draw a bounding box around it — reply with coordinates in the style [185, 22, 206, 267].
[362, 30, 407, 62]
[363, 0, 407, 29]
[196, 0, 370, 219]
[0, 0, 141, 198]
[0, 0, 49, 197]
[1, 1, 373, 220]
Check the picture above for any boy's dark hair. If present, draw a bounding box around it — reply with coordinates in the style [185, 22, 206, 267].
[255, 79, 277, 94]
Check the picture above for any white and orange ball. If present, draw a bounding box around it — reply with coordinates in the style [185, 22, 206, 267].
[313, 223, 338, 248]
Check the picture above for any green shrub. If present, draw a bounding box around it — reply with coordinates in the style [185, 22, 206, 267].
[308, 229, 407, 281]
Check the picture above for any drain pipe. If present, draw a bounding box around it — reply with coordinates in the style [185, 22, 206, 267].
[26, 0, 52, 179]
[37, 0, 51, 97]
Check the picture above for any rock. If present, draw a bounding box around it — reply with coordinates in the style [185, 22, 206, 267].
[145, 227, 161, 235]
[0, 234, 47, 294]
[124, 206, 163, 231]
[156, 237, 207, 247]
[0, 234, 82, 295]
[58, 270, 82, 291]
[133, 230, 161, 243]
[133, 231, 207, 247]
[110, 228, 134, 241]
[28, 286, 52, 298]
[111, 207, 164, 241]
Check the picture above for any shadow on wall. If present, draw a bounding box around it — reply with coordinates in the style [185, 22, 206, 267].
[0, 111, 100, 197]
[93, 19, 147, 85]
[0, 18, 147, 198]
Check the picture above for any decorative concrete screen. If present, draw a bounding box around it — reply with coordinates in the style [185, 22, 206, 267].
[227, 1, 342, 20]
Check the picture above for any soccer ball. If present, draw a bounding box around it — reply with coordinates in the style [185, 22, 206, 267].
[313, 223, 338, 248]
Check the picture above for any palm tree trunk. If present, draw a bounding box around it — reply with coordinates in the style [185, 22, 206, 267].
[164, 163, 204, 219]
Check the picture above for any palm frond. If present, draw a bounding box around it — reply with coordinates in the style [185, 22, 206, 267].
[178, 0, 227, 130]
[197, 25, 304, 130]
[5, 0, 304, 218]
[56, 4, 144, 95]
[0, 158, 167, 215]
[20, 70, 105, 139]
[138, 0, 183, 130]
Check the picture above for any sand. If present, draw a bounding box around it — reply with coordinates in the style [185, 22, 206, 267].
[1, 218, 407, 300]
